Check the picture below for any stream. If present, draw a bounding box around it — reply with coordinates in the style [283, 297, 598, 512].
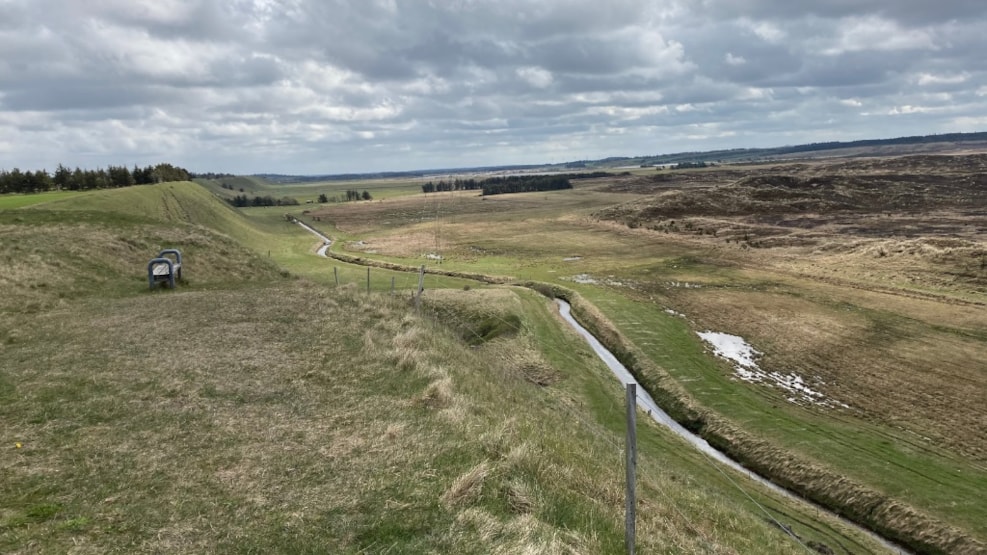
[556, 298, 906, 554]
[295, 219, 332, 256]
[555, 299, 776, 482]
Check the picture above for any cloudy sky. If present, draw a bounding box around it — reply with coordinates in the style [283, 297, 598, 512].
[1, 0, 985, 174]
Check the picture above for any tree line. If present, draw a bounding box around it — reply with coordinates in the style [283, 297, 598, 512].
[670, 161, 711, 169]
[344, 189, 373, 201]
[420, 178, 482, 193]
[480, 175, 572, 196]
[317, 190, 373, 203]
[0, 163, 191, 194]
[421, 172, 617, 196]
[228, 194, 300, 207]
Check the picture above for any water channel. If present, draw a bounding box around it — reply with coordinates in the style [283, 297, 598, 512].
[555, 299, 906, 554]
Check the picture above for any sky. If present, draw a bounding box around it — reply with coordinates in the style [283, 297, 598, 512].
[1, 0, 985, 175]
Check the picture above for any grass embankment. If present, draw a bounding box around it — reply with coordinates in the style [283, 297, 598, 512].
[307, 183, 987, 554]
[2, 184, 891, 553]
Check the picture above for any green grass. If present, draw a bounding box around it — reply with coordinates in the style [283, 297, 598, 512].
[0, 186, 286, 315]
[33, 181, 269, 244]
[0, 190, 86, 209]
[235, 206, 481, 291]
[0, 183, 898, 553]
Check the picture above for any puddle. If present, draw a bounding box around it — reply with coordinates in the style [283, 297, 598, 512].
[571, 274, 598, 284]
[697, 331, 849, 408]
[668, 281, 703, 289]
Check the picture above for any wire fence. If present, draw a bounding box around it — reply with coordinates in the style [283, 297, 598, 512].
[423, 293, 818, 554]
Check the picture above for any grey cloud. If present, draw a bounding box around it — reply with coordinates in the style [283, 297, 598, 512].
[696, 0, 987, 25]
[0, 82, 173, 112]
[671, 22, 803, 85]
[1, 0, 985, 173]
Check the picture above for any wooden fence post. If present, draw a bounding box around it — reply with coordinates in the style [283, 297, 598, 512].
[626, 383, 637, 555]
[415, 265, 426, 311]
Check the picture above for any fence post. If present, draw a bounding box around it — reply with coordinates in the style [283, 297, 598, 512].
[367, 267, 371, 293]
[334, 266, 339, 286]
[626, 383, 637, 555]
[415, 265, 426, 311]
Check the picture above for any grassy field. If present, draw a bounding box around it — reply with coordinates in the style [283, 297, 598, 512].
[0, 183, 898, 553]
[0, 190, 86, 209]
[306, 164, 987, 553]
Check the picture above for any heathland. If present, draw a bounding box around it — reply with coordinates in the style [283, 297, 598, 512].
[1, 150, 983, 554]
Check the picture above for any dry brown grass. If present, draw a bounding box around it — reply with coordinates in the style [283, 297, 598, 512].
[452, 508, 591, 555]
[3, 282, 485, 551]
[528, 278, 984, 553]
[1, 268, 894, 554]
[442, 461, 493, 507]
[667, 285, 987, 461]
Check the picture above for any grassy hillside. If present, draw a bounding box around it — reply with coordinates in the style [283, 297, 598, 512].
[1, 186, 284, 316]
[34, 181, 270, 245]
[0, 183, 896, 553]
[0, 190, 85, 210]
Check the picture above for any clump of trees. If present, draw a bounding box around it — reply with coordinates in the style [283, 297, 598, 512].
[0, 163, 191, 194]
[315, 190, 372, 202]
[344, 189, 373, 201]
[480, 175, 572, 196]
[670, 161, 710, 169]
[421, 173, 615, 196]
[421, 178, 481, 193]
[249, 190, 375, 206]
[193, 172, 236, 180]
[227, 195, 299, 207]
